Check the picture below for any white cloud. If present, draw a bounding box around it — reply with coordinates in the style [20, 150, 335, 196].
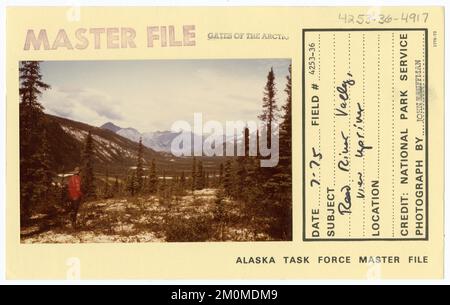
[39, 59, 291, 132]
[41, 86, 124, 127]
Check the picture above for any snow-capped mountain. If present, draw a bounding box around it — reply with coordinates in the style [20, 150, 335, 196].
[102, 122, 211, 153]
[101, 122, 247, 154]
[101, 122, 181, 152]
[117, 128, 142, 143]
[44, 115, 167, 173]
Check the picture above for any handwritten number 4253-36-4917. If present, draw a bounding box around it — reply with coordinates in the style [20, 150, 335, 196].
[338, 12, 429, 25]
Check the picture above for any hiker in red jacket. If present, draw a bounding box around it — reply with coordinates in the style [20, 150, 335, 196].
[68, 167, 83, 227]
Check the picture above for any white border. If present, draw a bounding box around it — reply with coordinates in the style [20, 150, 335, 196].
[0, 0, 448, 285]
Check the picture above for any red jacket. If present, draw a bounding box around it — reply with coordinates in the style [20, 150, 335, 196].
[68, 175, 82, 201]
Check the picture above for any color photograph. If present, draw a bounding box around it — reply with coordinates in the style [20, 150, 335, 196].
[19, 59, 293, 243]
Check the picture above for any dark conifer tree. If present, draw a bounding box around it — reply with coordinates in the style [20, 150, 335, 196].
[180, 171, 186, 194]
[135, 137, 144, 193]
[234, 126, 250, 200]
[81, 131, 96, 199]
[273, 64, 293, 240]
[195, 160, 204, 190]
[218, 163, 224, 186]
[32, 129, 54, 204]
[258, 68, 280, 203]
[279, 64, 292, 178]
[223, 159, 233, 196]
[214, 188, 226, 241]
[127, 171, 136, 196]
[258, 67, 279, 149]
[113, 176, 120, 196]
[161, 170, 167, 189]
[191, 157, 197, 192]
[19, 61, 50, 122]
[19, 61, 51, 221]
[210, 171, 216, 188]
[204, 171, 209, 189]
[148, 159, 158, 194]
[103, 168, 110, 198]
[234, 160, 246, 201]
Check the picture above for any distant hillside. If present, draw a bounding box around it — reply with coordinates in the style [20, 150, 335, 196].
[43, 114, 222, 177]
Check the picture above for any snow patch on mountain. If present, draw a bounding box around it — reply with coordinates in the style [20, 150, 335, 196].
[61, 125, 88, 142]
[101, 121, 247, 153]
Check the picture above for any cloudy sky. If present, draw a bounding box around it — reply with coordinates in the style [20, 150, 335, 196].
[40, 59, 291, 132]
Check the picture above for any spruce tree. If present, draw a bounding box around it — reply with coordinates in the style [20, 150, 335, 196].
[258, 68, 280, 202]
[103, 168, 110, 199]
[191, 157, 197, 193]
[279, 64, 292, 177]
[19, 61, 50, 133]
[19, 61, 51, 221]
[214, 188, 226, 241]
[135, 137, 144, 193]
[161, 170, 167, 189]
[274, 64, 293, 240]
[204, 171, 209, 189]
[234, 126, 250, 200]
[218, 163, 224, 186]
[258, 67, 279, 149]
[234, 158, 246, 201]
[113, 176, 120, 196]
[127, 171, 136, 196]
[210, 171, 215, 188]
[148, 159, 158, 194]
[81, 131, 96, 199]
[244, 157, 262, 207]
[180, 171, 186, 194]
[195, 160, 204, 190]
[223, 159, 233, 196]
[32, 129, 54, 204]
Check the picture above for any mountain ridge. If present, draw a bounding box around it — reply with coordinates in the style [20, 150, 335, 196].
[100, 121, 246, 153]
[45, 114, 193, 175]
[43, 115, 222, 176]
[100, 122, 122, 133]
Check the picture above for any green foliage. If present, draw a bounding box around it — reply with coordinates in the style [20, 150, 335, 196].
[19, 61, 50, 110]
[214, 189, 227, 241]
[218, 163, 224, 186]
[126, 171, 138, 196]
[148, 159, 158, 194]
[258, 67, 279, 149]
[191, 157, 196, 192]
[234, 157, 247, 200]
[112, 176, 121, 195]
[19, 63, 293, 242]
[195, 160, 205, 190]
[19, 61, 53, 222]
[135, 137, 145, 193]
[216, 66, 293, 240]
[214, 189, 226, 221]
[273, 63, 293, 240]
[223, 159, 233, 196]
[172, 171, 187, 197]
[103, 169, 114, 199]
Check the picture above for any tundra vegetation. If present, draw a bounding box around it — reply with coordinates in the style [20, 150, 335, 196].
[19, 61, 292, 243]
